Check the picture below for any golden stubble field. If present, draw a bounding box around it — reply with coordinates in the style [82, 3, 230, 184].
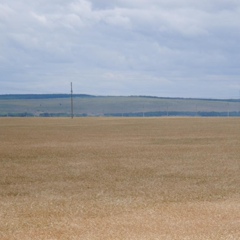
[1, 117, 240, 240]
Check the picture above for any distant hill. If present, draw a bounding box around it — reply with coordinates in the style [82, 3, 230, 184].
[0, 94, 95, 100]
[0, 94, 239, 117]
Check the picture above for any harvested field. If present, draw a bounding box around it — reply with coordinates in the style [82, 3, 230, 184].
[1, 117, 240, 239]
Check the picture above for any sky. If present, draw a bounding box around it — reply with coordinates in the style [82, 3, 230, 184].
[1, 0, 240, 98]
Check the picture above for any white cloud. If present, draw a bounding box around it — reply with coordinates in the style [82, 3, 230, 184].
[31, 12, 48, 25]
[0, 3, 14, 21]
[1, 0, 240, 98]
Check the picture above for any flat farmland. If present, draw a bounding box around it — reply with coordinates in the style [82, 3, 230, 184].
[1, 117, 240, 239]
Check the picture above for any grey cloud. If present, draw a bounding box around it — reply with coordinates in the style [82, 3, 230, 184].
[1, 0, 240, 98]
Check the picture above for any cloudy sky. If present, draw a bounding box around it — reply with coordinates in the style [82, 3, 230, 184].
[1, 0, 240, 98]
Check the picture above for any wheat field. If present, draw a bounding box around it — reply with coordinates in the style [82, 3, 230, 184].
[1, 117, 240, 239]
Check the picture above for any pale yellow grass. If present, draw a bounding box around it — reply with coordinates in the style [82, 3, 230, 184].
[0, 117, 240, 239]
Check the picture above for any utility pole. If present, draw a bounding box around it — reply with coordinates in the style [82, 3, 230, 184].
[71, 82, 73, 119]
[239, 90, 240, 116]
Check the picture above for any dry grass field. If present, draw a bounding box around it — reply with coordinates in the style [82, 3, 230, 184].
[1, 117, 240, 239]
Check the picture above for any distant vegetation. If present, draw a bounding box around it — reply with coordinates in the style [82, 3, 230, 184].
[0, 94, 94, 100]
[0, 94, 240, 117]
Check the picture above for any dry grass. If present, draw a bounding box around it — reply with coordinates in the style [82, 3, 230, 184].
[1, 117, 240, 239]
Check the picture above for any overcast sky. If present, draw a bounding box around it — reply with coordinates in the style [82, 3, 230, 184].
[1, 0, 240, 98]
